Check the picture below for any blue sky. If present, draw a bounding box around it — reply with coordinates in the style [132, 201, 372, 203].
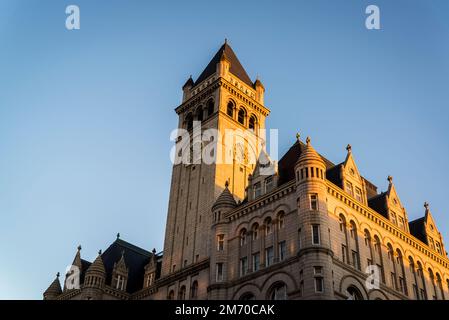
[0, 0, 448, 299]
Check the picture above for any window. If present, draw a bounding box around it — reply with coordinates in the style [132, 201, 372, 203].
[115, 275, 125, 290]
[350, 223, 356, 239]
[277, 212, 285, 229]
[399, 277, 406, 294]
[185, 113, 193, 131]
[364, 230, 371, 246]
[346, 286, 363, 300]
[207, 99, 214, 116]
[226, 102, 234, 117]
[314, 266, 323, 275]
[279, 241, 286, 261]
[342, 245, 348, 263]
[412, 284, 419, 300]
[345, 181, 354, 197]
[168, 290, 175, 300]
[238, 108, 246, 125]
[310, 194, 318, 211]
[339, 216, 345, 232]
[146, 272, 155, 287]
[240, 257, 248, 276]
[265, 176, 274, 192]
[355, 187, 362, 202]
[249, 115, 256, 131]
[240, 229, 247, 246]
[298, 229, 302, 249]
[254, 182, 262, 198]
[191, 281, 198, 299]
[239, 293, 255, 300]
[196, 107, 203, 122]
[352, 251, 360, 270]
[265, 217, 272, 236]
[436, 242, 442, 254]
[217, 234, 224, 251]
[252, 224, 259, 240]
[390, 211, 397, 225]
[265, 247, 274, 267]
[172, 265, 176, 272]
[312, 225, 320, 245]
[216, 263, 224, 282]
[398, 216, 405, 230]
[269, 283, 287, 300]
[253, 252, 260, 272]
[178, 286, 186, 300]
[391, 272, 397, 290]
[315, 277, 324, 293]
[429, 237, 435, 250]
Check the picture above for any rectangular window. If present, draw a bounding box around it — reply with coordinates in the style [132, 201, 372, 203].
[429, 237, 435, 250]
[352, 251, 360, 270]
[390, 211, 397, 225]
[315, 277, 324, 293]
[298, 229, 302, 249]
[217, 234, 224, 251]
[314, 266, 323, 275]
[355, 187, 362, 202]
[254, 182, 262, 198]
[436, 242, 442, 254]
[301, 169, 304, 180]
[279, 241, 286, 261]
[240, 257, 248, 276]
[216, 263, 223, 282]
[265, 176, 274, 193]
[345, 181, 354, 197]
[398, 216, 405, 230]
[310, 194, 318, 211]
[253, 252, 260, 272]
[312, 225, 320, 245]
[399, 277, 406, 294]
[413, 284, 419, 300]
[420, 289, 426, 300]
[265, 246, 274, 266]
[391, 272, 397, 290]
[342, 245, 348, 263]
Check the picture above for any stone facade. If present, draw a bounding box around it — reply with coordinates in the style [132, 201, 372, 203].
[44, 42, 449, 300]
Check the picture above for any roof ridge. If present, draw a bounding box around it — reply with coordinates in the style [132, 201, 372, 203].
[114, 238, 152, 257]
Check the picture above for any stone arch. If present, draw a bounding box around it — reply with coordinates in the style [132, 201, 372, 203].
[232, 283, 261, 300]
[368, 289, 389, 300]
[339, 275, 369, 300]
[273, 203, 292, 216]
[261, 271, 297, 299]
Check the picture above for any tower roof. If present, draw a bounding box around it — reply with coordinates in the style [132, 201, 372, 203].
[86, 251, 106, 276]
[212, 184, 237, 210]
[44, 273, 62, 298]
[194, 41, 253, 87]
[297, 137, 324, 164]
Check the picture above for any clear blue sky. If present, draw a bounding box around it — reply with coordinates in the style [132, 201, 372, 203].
[0, 0, 448, 299]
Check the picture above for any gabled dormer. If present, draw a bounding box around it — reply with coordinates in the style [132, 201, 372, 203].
[247, 149, 278, 201]
[423, 203, 446, 255]
[385, 176, 409, 232]
[143, 249, 158, 288]
[111, 251, 129, 291]
[341, 145, 367, 205]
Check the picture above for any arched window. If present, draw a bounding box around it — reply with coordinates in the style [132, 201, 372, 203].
[240, 229, 247, 246]
[239, 292, 255, 300]
[269, 282, 287, 300]
[436, 273, 445, 300]
[264, 217, 272, 236]
[227, 101, 234, 117]
[168, 290, 175, 300]
[429, 268, 437, 299]
[417, 261, 427, 299]
[339, 215, 346, 232]
[277, 211, 285, 230]
[364, 230, 371, 247]
[249, 115, 256, 130]
[196, 107, 203, 122]
[190, 281, 198, 299]
[349, 221, 357, 239]
[252, 223, 259, 240]
[396, 249, 407, 295]
[238, 108, 246, 125]
[387, 244, 394, 262]
[207, 99, 214, 116]
[185, 113, 193, 131]
[178, 286, 186, 300]
[346, 286, 364, 300]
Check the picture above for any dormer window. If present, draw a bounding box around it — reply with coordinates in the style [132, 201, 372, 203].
[265, 176, 274, 193]
[355, 187, 362, 202]
[345, 181, 354, 197]
[390, 211, 397, 225]
[398, 216, 405, 230]
[114, 274, 126, 291]
[254, 182, 262, 198]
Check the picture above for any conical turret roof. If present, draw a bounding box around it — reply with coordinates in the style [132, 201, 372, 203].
[212, 183, 237, 210]
[86, 251, 106, 276]
[44, 273, 62, 298]
[297, 137, 324, 164]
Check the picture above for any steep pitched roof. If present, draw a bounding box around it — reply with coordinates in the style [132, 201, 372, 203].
[194, 42, 253, 87]
[44, 274, 62, 297]
[409, 217, 427, 244]
[213, 184, 237, 210]
[101, 238, 153, 294]
[367, 192, 389, 218]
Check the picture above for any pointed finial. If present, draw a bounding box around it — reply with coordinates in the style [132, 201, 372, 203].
[346, 144, 352, 153]
[152, 248, 156, 254]
[224, 38, 228, 45]
[387, 175, 393, 184]
[56, 272, 60, 278]
[306, 136, 311, 146]
[424, 202, 429, 210]
[77, 245, 82, 251]
[98, 249, 102, 255]
[225, 180, 229, 188]
[116, 232, 120, 239]
[296, 132, 300, 142]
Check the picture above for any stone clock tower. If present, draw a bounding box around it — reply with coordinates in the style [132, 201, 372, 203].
[160, 41, 270, 279]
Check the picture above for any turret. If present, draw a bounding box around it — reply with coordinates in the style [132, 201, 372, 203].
[82, 250, 106, 300]
[182, 76, 194, 102]
[295, 135, 333, 299]
[43, 273, 62, 300]
[254, 78, 265, 104]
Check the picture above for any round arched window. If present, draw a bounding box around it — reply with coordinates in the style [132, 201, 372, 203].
[269, 282, 287, 300]
[346, 286, 363, 300]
